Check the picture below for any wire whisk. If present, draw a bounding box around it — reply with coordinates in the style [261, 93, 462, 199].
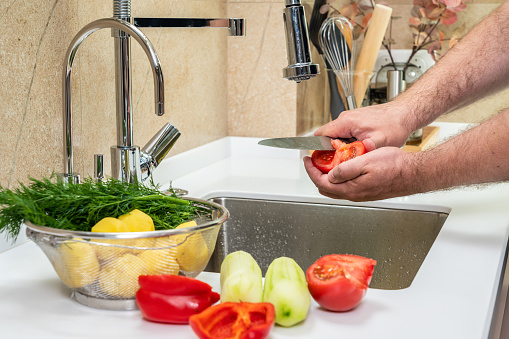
[319, 15, 358, 110]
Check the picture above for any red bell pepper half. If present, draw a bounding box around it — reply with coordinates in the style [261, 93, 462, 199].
[189, 302, 275, 339]
[138, 274, 214, 296]
[136, 274, 220, 324]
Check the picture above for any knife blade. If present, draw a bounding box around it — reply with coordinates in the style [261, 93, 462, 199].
[258, 136, 356, 151]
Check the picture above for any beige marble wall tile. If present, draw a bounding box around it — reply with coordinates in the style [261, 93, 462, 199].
[227, 2, 298, 137]
[0, 0, 79, 188]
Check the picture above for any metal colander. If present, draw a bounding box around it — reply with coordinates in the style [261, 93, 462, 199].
[25, 197, 228, 310]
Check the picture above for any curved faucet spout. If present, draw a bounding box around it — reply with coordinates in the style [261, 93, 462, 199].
[62, 18, 164, 180]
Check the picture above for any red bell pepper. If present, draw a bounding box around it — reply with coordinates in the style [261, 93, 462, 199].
[138, 274, 214, 296]
[189, 302, 275, 339]
[136, 274, 220, 324]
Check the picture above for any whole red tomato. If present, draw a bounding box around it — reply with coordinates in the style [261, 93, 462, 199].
[306, 254, 376, 312]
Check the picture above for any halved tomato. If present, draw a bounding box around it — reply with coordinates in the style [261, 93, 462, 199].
[306, 254, 376, 312]
[311, 150, 340, 173]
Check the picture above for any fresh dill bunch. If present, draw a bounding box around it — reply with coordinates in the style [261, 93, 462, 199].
[0, 176, 206, 242]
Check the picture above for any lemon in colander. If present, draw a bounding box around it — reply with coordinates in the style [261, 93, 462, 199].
[138, 237, 179, 275]
[98, 253, 145, 298]
[53, 238, 100, 288]
[174, 220, 209, 273]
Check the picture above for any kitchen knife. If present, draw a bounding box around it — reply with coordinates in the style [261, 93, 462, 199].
[258, 136, 356, 151]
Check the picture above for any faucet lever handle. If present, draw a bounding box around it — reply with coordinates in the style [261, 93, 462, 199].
[140, 123, 180, 181]
[142, 123, 180, 165]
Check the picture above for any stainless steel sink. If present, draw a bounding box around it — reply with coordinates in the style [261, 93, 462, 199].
[205, 197, 448, 290]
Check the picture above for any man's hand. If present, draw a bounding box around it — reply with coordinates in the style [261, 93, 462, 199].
[304, 147, 419, 202]
[314, 103, 415, 150]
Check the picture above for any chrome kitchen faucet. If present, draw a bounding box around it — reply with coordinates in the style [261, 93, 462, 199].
[62, 1, 245, 184]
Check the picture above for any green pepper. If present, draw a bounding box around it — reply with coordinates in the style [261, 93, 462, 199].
[262, 257, 310, 327]
[220, 251, 263, 303]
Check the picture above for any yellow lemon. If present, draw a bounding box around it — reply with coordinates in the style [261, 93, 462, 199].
[118, 209, 155, 232]
[53, 238, 100, 288]
[98, 253, 145, 298]
[174, 220, 209, 273]
[91, 217, 130, 233]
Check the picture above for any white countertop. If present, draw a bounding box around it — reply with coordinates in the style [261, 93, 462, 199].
[1, 122, 509, 338]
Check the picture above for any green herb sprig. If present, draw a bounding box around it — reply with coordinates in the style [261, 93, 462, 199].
[0, 176, 205, 242]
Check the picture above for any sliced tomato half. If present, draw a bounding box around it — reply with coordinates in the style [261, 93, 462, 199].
[306, 254, 376, 312]
[311, 150, 340, 173]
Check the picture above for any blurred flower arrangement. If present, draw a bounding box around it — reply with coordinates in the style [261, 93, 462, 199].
[319, 0, 469, 71]
[319, 0, 379, 36]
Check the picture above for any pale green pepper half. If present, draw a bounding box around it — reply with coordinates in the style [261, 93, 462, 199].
[220, 250, 263, 303]
[262, 257, 310, 327]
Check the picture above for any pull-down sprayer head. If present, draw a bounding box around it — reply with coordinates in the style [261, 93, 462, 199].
[282, 0, 320, 82]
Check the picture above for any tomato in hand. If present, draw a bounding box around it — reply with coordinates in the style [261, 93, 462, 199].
[311, 150, 340, 173]
[306, 254, 376, 312]
[311, 140, 367, 174]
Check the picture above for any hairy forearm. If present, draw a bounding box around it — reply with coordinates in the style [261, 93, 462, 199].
[393, 0, 509, 130]
[408, 109, 509, 192]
